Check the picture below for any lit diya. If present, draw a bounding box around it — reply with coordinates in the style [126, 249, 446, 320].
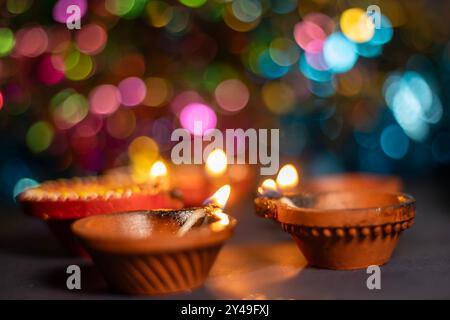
[172, 148, 253, 207]
[72, 185, 236, 296]
[18, 161, 182, 256]
[255, 165, 416, 270]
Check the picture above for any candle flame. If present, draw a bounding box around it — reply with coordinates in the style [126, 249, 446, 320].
[205, 149, 228, 176]
[149, 160, 167, 178]
[257, 178, 277, 195]
[276, 164, 299, 191]
[207, 184, 231, 209]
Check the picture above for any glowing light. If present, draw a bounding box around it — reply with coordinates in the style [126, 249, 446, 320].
[7, 0, 33, 14]
[323, 32, 358, 73]
[257, 178, 278, 195]
[171, 91, 204, 115]
[224, 3, 260, 32]
[258, 50, 290, 79]
[206, 149, 228, 176]
[207, 185, 231, 209]
[262, 81, 295, 114]
[75, 23, 107, 55]
[150, 160, 168, 178]
[179, 0, 207, 8]
[271, 0, 297, 14]
[118, 77, 147, 107]
[0, 91, 3, 110]
[37, 55, 64, 85]
[51, 91, 88, 130]
[299, 54, 333, 82]
[340, 8, 375, 43]
[380, 125, 409, 159]
[143, 77, 172, 107]
[26, 121, 54, 153]
[0, 28, 15, 57]
[65, 52, 94, 81]
[370, 14, 393, 45]
[13, 178, 39, 199]
[89, 84, 120, 116]
[129, 136, 160, 183]
[269, 38, 300, 67]
[293, 13, 334, 53]
[146, 1, 173, 28]
[383, 71, 442, 141]
[14, 26, 48, 57]
[165, 7, 190, 34]
[180, 102, 217, 136]
[106, 108, 136, 139]
[276, 164, 299, 191]
[232, 0, 262, 23]
[53, 0, 87, 23]
[214, 79, 249, 112]
[105, 0, 134, 16]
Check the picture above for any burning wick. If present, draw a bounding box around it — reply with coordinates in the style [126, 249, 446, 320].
[257, 164, 299, 208]
[205, 149, 227, 177]
[177, 184, 231, 236]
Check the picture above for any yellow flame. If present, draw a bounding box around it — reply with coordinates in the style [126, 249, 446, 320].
[205, 149, 228, 176]
[214, 209, 230, 226]
[257, 178, 278, 195]
[276, 164, 299, 190]
[149, 160, 167, 178]
[208, 184, 231, 208]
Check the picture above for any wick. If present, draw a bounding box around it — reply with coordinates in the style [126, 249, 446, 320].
[177, 208, 206, 237]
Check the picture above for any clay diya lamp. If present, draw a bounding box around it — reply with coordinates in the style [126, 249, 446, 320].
[255, 190, 416, 270]
[18, 162, 182, 256]
[72, 185, 236, 295]
[302, 173, 402, 193]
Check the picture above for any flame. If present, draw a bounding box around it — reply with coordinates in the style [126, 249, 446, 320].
[207, 184, 231, 209]
[149, 160, 167, 178]
[276, 164, 299, 191]
[257, 178, 277, 195]
[213, 209, 230, 226]
[205, 149, 228, 176]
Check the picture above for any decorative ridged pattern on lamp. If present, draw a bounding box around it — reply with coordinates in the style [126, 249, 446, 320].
[88, 246, 222, 295]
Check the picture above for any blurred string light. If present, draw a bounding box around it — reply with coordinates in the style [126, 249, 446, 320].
[51, 89, 88, 130]
[323, 32, 358, 73]
[75, 23, 107, 55]
[146, 1, 173, 27]
[271, 0, 297, 14]
[383, 71, 443, 141]
[143, 77, 173, 107]
[180, 102, 217, 136]
[53, 0, 87, 23]
[7, 0, 34, 14]
[214, 79, 249, 112]
[380, 125, 410, 159]
[89, 84, 121, 116]
[26, 121, 54, 153]
[13, 178, 38, 200]
[118, 77, 147, 107]
[340, 8, 375, 43]
[0, 28, 15, 57]
[179, 0, 207, 8]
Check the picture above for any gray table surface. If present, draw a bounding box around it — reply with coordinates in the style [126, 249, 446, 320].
[1, 179, 450, 299]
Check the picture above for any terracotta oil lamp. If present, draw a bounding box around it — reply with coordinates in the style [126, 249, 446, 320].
[255, 165, 416, 270]
[18, 161, 182, 256]
[72, 185, 236, 295]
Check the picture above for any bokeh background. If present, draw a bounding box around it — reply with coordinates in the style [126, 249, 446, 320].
[1, 0, 450, 204]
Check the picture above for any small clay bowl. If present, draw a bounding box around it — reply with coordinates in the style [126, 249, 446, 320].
[72, 208, 237, 295]
[255, 191, 415, 270]
[18, 177, 182, 256]
[303, 173, 402, 193]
